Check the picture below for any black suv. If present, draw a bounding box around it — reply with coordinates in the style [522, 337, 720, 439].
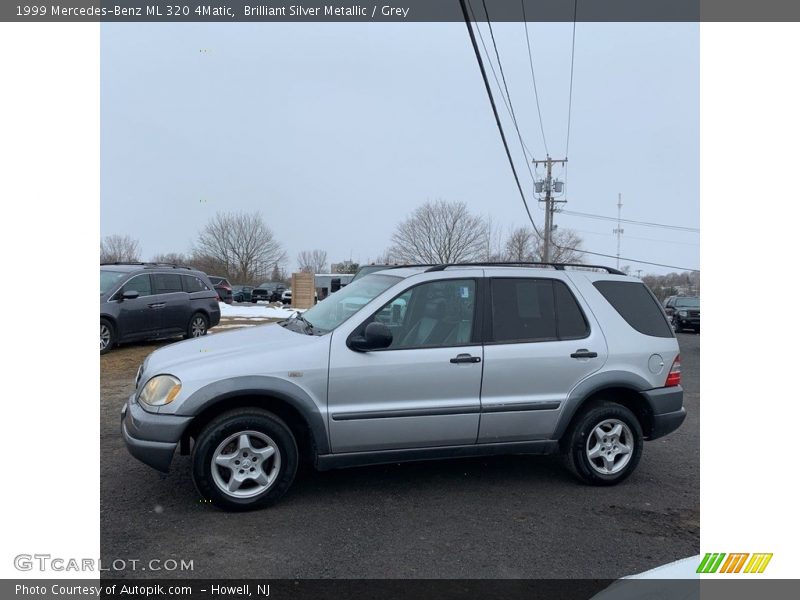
[251, 282, 285, 303]
[100, 263, 221, 354]
[664, 296, 700, 332]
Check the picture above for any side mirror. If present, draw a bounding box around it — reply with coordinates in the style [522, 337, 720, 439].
[350, 322, 393, 352]
[121, 290, 140, 300]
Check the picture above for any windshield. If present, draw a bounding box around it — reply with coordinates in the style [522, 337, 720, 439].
[674, 297, 700, 308]
[100, 270, 126, 295]
[293, 274, 401, 333]
[351, 265, 391, 282]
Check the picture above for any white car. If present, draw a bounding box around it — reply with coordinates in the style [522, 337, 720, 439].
[280, 289, 292, 304]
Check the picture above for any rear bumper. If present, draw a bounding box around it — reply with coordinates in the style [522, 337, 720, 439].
[651, 408, 687, 440]
[120, 395, 192, 473]
[641, 386, 686, 440]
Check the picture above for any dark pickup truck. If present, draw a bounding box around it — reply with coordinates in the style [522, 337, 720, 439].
[664, 296, 700, 332]
[251, 282, 286, 303]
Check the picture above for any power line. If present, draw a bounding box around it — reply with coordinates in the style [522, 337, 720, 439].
[458, 0, 543, 240]
[520, 0, 549, 156]
[565, 0, 578, 159]
[478, 0, 538, 185]
[559, 246, 699, 272]
[560, 209, 700, 232]
[466, 0, 538, 171]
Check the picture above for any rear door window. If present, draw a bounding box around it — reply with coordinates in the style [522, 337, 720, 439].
[491, 279, 557, 342]
[183, 275, 209, 293]
[153, 273, 184, 294]
[593, 280, 673, 338]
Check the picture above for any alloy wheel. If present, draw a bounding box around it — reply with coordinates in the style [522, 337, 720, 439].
[585, 419, 634, 475]
[191, 316, 207, 337]
[210, 431, 282, 498]
[100, 323, 111, 350]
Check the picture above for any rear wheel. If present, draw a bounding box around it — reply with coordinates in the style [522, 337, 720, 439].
[185, 312, 209, 339]
[191, 409, 298, 511]
[100, 319, 115, 354]
[564, 402, 643, 485]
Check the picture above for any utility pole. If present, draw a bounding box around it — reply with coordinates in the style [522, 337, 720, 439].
[532, 156, 568, 262]
[613, 193, 624, 269]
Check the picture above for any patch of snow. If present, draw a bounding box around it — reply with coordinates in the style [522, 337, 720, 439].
[219, 303, 299, 319]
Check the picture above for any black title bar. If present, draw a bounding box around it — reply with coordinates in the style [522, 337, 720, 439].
[3, 0, 800, 23]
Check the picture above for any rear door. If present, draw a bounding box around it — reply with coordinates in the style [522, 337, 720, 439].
[152, 273, 191, 334]
[478, 273, 608, 443]
[115, 274, 159, 340]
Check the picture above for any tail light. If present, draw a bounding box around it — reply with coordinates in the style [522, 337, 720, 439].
[665, 355, 681, 387]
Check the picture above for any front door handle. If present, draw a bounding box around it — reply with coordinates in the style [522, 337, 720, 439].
[450, 353, 481, 364]
[570, 349, 598, 359]
[148, 302, 165, 309]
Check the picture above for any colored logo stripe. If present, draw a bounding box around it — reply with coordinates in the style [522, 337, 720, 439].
[744, 553, 773, 574]
[698, 552, 772, 574]
[697, 553, 726, 573]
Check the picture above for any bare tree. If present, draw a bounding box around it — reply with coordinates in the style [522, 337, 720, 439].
[100, 234, 140, 263]
[151, 252, 189, 265]
[194, 211, 286, 283]
[503, 227, 538, 261]
[545, 228, 585, 263]
[497, 226, 584, 264]
[388, 200, 490, 264]
[297, 249, 328, 274]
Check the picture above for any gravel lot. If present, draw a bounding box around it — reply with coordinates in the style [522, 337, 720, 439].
[100, 323, 699, 579]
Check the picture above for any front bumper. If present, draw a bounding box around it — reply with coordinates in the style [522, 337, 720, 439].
[641, 386, 687, 440]
[676, 316, 700, 329]
[121, 394, 192, 473]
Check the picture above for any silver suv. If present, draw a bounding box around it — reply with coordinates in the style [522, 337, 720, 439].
[121, 263, 685, 511]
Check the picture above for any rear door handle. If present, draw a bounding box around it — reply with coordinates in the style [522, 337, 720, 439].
[450, 353, 481, 364]
[570, 349, 598, 359]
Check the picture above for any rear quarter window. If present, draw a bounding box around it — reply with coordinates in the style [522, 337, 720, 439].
[593, 280, 673, 338]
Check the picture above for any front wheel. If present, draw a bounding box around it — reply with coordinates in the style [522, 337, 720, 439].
[564, 402, 643, 486]
[100, 318, 115, 354]
[185, 312, 209, 339]
[191, 409, 298, 511]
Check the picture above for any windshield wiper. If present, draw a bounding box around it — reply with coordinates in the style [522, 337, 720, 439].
[293, 313, 316, 335]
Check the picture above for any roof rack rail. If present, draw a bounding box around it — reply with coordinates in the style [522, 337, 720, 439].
[423, 262, 626, 275]
[100, 261, 195, 270]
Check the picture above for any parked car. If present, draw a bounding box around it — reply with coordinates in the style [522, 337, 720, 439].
[101, 263, 220, 355]
[662, 295, 677, 316]
[208, 276, 233, 304]
[251, 282, 285, 303]
[280, 289, 292, 304]
[122, 262, 685, 510]
[232, 285, 253, 303]
[664, 296, 700, 332]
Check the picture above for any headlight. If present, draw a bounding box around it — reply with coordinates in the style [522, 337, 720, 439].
[678, 310, 688, 317]
[138, 375, 182, 407]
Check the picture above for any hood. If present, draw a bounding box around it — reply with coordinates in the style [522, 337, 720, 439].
[143, 322, 320, 376]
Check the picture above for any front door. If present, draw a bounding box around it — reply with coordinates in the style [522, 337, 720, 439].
[328, 278, 482, 453]
[478, 275, 608, 443]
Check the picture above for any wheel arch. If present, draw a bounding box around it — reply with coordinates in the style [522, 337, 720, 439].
[178, 376, 330, 462]
[554, 371, 656, 444]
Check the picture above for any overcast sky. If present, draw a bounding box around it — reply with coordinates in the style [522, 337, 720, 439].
[101, 22, 698, 275]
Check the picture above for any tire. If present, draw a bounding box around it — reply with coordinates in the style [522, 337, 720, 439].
[191, 409, 298, 511]
[185, 312, 209, 339]
[564, 401, 643, 486]
[100, 318, 115, 355]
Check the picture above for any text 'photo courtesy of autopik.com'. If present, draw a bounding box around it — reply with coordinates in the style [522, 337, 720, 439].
[13, 0, 799, 599]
